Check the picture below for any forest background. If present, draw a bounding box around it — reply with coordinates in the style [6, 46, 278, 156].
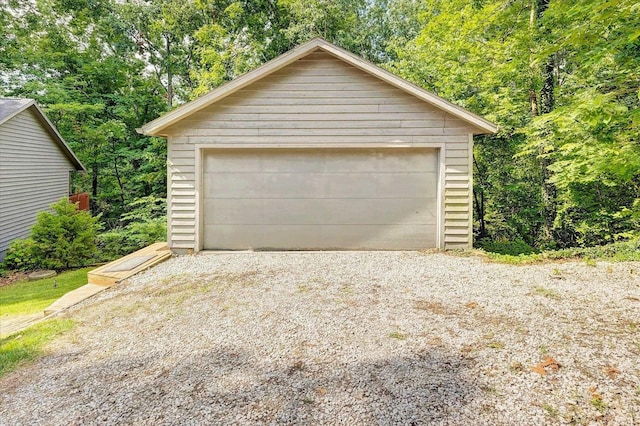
[1, 0, 638, 255]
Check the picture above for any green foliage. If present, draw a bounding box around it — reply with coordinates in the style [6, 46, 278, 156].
[1, 0, 167, 225]
[479, 238, 640, 265]
[97, 196, 167, 260]
[2, 199, 99, 271]
[391, 0, 640, 249]
[2, 0, 639, 253]
[0, 319, 74, 378]
[478, 239, 539, 256]
[3, 238, 38, 271]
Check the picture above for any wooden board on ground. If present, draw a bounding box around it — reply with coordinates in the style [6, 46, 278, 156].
[88, 242, 171, 287]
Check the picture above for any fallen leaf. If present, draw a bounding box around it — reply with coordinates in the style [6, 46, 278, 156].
[541, 356, 561, 371]
[531, 365, 547, 375]
[315, 387, 327, 396]
[604, 366, 621, 378]
[461, 344, 474, 353]
[530, 356, 561, 375]
[589, 387, 603, 401]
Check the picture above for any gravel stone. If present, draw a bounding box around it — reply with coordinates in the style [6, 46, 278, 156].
[1, 251, 639, 425]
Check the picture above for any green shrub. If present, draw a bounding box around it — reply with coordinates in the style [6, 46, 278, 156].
[96, 221, 166, 261]
[478, 238, 539, 255]
[2, 199, 99, 271]
[478, 237, 640, 265]
[96, 196, 166, 260]
[548, 238, 640, 261]
[3, 238, 39, 270]
[96, 230, 131, 261]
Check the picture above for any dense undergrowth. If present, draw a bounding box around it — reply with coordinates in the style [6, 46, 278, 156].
[472, 238, 640, 265]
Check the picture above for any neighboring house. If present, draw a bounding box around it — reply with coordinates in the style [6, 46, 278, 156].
[0, 98, 85, 261]
[140, 38, 497, 252]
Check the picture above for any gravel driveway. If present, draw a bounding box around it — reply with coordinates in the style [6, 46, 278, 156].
[1, 252, 639, 425]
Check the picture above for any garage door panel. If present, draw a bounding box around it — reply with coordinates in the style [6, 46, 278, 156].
[377, 172, 438, 198]
[205, 224, 437, 250]
[202, 148, 439, 250]
[204, 152, 263, 172]
[204, 198, 437, 226]
[204, 171, 437, 199]
[366, 150, 438, 173]
[204, 148, 438, 173]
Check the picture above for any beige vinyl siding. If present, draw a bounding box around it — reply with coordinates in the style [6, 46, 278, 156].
[0, 109, 76, 259]
[165, 50, 474, 251]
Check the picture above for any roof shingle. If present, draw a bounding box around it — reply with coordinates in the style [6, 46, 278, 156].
[0, 98, 34, 125]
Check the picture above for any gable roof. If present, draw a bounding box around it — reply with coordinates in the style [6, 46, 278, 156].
[0, 98, 33, 123]
[139, 38, 498, 136]
[0, 98, 85, 171]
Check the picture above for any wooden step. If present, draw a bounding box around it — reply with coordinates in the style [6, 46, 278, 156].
[88, 242, 171, 287]
[26, 243, 173, 336]
[43, 284, 107, 316]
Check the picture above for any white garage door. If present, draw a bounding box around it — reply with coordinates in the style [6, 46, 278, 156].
[202, 148, 439, 250]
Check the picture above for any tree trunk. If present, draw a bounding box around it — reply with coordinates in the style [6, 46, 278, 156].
[540, 59, 555, 114]
[529, 89, 538, 116]
[91, 162, 98, 198]
[473, 189, 487, 239]
[539, 57, 556, 241]
[113, 143, 125, 206]
[530, 0, 556, 244]
[91, 161, 98, 214]
[166, 35, 173, 108]
[473, 154, 488, 240]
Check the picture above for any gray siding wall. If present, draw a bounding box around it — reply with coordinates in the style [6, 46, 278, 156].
[165, 50, 474, 251]
[0, 108, 76, 260]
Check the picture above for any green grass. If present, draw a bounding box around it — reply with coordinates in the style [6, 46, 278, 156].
[0, 267, 93, 317]
[468, 238, 640, 265]
[487, 340, 505, 349]
[0, 268, 91, 378]
[533, 286, 562, 300]
[0, 318, 74, 377]
[388, 331, 408, 340]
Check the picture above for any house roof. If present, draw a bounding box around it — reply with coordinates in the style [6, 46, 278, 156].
[0, 98, 86, 171]
[139, 38, 498, 137]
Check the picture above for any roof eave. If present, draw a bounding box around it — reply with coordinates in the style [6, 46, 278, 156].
[30, 104, 86, 171]
[0, 99, 35, 126]
[315, 41, 498, 134]
[140, 38, 326, 136]
[141, 37, 498, 136]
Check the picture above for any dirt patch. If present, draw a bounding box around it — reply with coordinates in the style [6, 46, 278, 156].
[0, 271, 29, 289]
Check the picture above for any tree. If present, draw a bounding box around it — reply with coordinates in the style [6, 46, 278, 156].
[118, 0, 205, 107]
[1, 0, 167, 224]
[528, 0, 557, 244]
[2, 0, 638, 252]
[392, 0, 640, 248]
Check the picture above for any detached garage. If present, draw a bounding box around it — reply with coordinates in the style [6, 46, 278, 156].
[140, 38, 497, 253]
